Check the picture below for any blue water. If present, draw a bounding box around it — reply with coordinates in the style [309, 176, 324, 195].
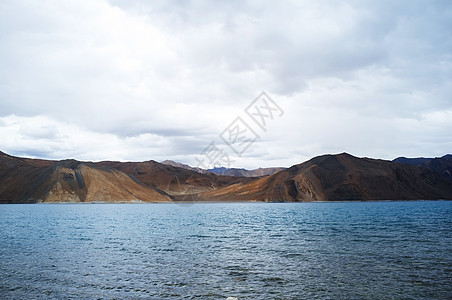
[0, 201, 451, 299]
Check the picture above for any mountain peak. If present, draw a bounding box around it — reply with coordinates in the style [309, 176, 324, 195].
[2, 152, 452, 203]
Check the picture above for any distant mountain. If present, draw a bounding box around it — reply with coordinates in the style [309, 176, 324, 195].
[96, 160, 250, 197]
[1, 151, 451, 203]
[421, 155, 452, 181]
[208, 166, 284, 177]
[161, 159, 284, 177]
[0, 152, 250, 203]
[160, 160, 210, 174]
[394, 154, 452, 180]
[200, 153, 452, 202]
[393, 157, 432, 166]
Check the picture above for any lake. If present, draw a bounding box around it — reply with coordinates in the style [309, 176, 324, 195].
[0, 201, 451, 299]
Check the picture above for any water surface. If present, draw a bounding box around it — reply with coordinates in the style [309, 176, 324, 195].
[1, 201, 451, 299]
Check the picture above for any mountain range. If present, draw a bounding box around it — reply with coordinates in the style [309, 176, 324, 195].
[1, 151, 451, 203]
[200, 153, 452, 201]
[393, 155, 452, 180]
[160, 160, 284, 177]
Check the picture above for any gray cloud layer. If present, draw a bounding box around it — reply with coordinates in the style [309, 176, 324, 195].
[0, 0, 451, 168]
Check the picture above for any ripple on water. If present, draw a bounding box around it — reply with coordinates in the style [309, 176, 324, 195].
[0, 201, 451, 299]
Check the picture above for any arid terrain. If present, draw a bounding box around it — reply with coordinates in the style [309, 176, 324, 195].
[1, 151, 451, 203]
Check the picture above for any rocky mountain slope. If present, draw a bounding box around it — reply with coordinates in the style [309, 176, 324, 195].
[160, 160, 210, 174]
[394, 155, 452, 180]
[1, 151, 451, 203]
[161, 160, 284, 177]
[0, 151, 250, 203]
[0, 152, 171, 203]
[96, 160, 251, 197]
[200, 153, 452, 201]
[208, 166, 284, 177]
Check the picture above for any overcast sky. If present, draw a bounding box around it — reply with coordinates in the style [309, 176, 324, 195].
[0, 0, 451, 169]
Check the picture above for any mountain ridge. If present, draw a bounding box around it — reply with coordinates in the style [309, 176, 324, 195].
[160, 159, 284, 177]
[1, 151, 451, 203]
[394, 155, 452, 180]
[199, 153, 452, 201]
[0, 153, 172, 203]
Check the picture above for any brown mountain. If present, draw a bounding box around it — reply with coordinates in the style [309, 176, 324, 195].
[0, 152, 171, 203]
[199, 153, 452, 201]
[394, 155, 452, 181]
[423, 155, 452, 180]
[95, 160, 252, 198]
[208, 166, 284, 177]
[0, 151, 250, 203]
[1, 151, 452, 203]
[160, 160, 210, 174]
[160, 160, 284, 177]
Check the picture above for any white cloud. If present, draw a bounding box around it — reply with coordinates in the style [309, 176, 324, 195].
[0, 0, 451, 168]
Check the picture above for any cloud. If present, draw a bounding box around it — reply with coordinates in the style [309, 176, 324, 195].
[0, 0, 451, 168]
[0, 114, 212, 162]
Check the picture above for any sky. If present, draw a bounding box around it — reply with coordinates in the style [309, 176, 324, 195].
[0, 0, 451, 169]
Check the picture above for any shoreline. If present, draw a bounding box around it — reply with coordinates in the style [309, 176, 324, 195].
[1, 199, 451, 205]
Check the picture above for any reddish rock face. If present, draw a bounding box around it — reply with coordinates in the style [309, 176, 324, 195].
[0, 153, 171, 203]
[199, 153, 452, 202]
[1, 151, 451, 203]
[0, 151, 250, 203]
[394, 154, 452, 181]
